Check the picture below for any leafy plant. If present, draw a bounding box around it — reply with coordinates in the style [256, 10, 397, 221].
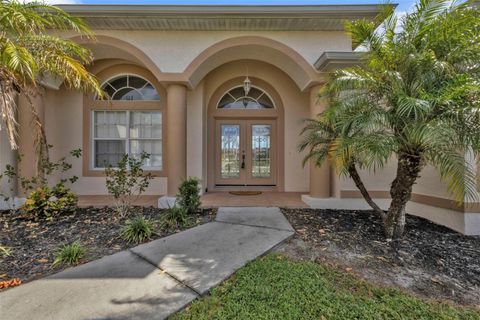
[177, 177, 202, 214]
[105, 152, 154, 217]
[22, 183, 77, 219]
[300, 0, 480, 239]
[160, 206, 192, 231]
[121, 216, 153, 244]
[0, 148, 82, 204]
[53, 242, 86, 266]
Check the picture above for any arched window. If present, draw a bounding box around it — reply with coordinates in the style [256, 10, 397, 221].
[218, 86, 274, 109]
[98, 75, 160, 101]
[90, 73, 163, 170]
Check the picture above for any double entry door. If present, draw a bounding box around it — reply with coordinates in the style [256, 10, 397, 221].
[215, 119, 277, 187]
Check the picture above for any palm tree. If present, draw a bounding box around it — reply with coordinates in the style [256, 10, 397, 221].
[300, 0, 480, 239]
[300, 101, 388, 218]
[0, 0, 102, 175]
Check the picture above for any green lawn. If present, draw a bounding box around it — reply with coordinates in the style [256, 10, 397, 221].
[172, 254, 480, 320]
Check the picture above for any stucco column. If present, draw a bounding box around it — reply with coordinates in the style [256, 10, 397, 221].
[17, 89, 45, 195]
[167, 84, 188, 196]
[309, 85, 331, 198]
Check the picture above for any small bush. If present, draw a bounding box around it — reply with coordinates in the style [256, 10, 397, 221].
[105, 153, 154, 217]
[53, 242, 86, 266]
[177, 177, 201, 214]
[22, 183, 77, 219]
[0, 148, 82, 198]
[122, 216, 153, 243]
[160, 206, 192, 231]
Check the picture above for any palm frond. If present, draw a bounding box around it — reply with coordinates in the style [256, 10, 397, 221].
[426, 148, 479, 203]
[0, 0, 102, 151]
[0, 0, 93, 36]
[1, 39, 36, 81]
[301, 0, 480, 210]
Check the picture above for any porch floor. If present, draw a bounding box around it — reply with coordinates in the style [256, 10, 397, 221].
[78, 192, 308, 208]
[201, 192, 308, 208]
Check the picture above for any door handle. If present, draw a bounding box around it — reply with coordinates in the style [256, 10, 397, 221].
[241, 151, 246, 169]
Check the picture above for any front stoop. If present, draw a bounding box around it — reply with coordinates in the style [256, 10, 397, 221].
[0, 207, 294, 320]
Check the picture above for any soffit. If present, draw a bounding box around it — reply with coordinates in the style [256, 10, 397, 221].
[57, 5, 387, 31]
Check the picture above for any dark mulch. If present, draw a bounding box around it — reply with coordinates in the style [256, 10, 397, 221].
[280, 208, 480, 306]
[0, 207, 216, 285]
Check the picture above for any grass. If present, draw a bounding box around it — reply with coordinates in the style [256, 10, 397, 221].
[121, 216, 153, 243]
[53, 241, 86, 266]
[173, 254, 480, 320]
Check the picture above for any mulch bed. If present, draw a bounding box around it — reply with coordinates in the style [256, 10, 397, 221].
[280, 208, 480, 306]
[0, 207, 216, 286]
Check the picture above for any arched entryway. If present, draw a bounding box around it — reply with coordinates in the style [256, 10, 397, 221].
[207, 77, 285, 192]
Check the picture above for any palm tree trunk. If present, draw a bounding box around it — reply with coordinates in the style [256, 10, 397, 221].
[22, 90, 49, 185]
[384, 152, 423, 239]
[347, 163, 386, 221]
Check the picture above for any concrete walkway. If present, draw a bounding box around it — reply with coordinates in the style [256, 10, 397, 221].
[0, 207, 294, 320]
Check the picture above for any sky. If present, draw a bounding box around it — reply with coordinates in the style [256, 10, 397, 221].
[48, 0, 416, 14]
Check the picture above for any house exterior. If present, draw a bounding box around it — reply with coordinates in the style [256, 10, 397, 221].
[0, 4, 479, 235]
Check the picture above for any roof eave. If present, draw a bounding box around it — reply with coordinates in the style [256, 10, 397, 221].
[56, 4, 393, 31]
[315, 51, 365, 72]
[57, 4, 388, 16]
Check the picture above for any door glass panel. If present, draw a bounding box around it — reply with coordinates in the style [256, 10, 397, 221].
[221, 125, 241, 179]
[251, 125, 271, 178]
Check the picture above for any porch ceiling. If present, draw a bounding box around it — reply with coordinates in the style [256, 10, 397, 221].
[57, 5, 389, 31]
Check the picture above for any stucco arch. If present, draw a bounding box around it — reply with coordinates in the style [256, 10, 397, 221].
[70, 35, 163, 80]
[184, 36, 321, 91]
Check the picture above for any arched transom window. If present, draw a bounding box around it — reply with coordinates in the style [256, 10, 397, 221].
[218, 86, 274, 109]
[99, 75, 160, 101]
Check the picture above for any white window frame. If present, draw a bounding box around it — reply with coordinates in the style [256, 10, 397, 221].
[97, 74, 161, 101]
[216, 85, 276, 109]
[91, 110, 163, 171]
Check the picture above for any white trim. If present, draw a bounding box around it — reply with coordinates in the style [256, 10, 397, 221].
[302, 195, 391, 210]
[97, 74, 160, 101]
[217, 85, 276, 110]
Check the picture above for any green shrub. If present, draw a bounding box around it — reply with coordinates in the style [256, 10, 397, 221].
[177, 177, 201, 214]
[22, 183, 77, 219]
[1, 148, 81, 199]
[121, 216, 153, 243]
[1, 148, 81, 214]
[160, 206, 192, 231]
[105, 153, 154, 217]
[53, 242, 86, 266]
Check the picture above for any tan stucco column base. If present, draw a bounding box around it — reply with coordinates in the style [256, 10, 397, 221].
[17, 89, 45, 196]
[166, 84, 187, 196]
[309, 85, 331, 198]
